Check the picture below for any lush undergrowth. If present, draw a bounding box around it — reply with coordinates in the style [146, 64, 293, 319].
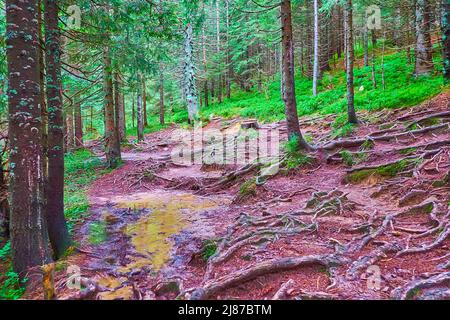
[152, 47, 445, 128]
[0, 242, 25, 300]
[64, 149, 112, 233]
[0, 149, 111, 300]
[192, 50, 445, 125]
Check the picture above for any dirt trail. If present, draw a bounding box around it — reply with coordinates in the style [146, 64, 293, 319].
[43, 93, 449, 300]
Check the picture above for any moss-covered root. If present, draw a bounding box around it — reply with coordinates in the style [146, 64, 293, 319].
[345, 158, 421, 184]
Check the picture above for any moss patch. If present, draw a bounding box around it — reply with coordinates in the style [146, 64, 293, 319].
[346, 158, 421, 184]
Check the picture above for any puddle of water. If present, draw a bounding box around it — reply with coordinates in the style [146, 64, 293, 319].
[115, 192, 224, 273]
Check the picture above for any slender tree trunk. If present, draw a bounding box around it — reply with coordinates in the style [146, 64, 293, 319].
[0, 150, 9, 239]
[90, 105, 93, 131]
[183, 22, 199, 123]
[415, 0, 434, 76]
[132, 95, 136, 128]
[202, 26, 209, 107]
[74, 98, 83, 147]
[211, 78, 215, 103]
[142, 77, 148, 127]
[114, 73, 125, 141]
[137, 76, 144, 141]
[122, 94, 126, 138]
[216, 0, 222, 104]
[344, 0, 358, 124]
[7, 0, 51, 275]
[281, 0, 311, 150]
[443, 0, 450, 81]
[363, 20, 369, 67]
[103, 47, 121, 168]
[226, 0, 231, 99]
[43, 0, 70, 259]
[312, 0, 320, 96]
[65, 104, 74, 150]
[371, 30, 378, 89]
[159, 67, 165, 125]
[204, 81, 209, 107]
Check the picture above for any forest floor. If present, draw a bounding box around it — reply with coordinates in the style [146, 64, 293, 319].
[27, 92, 450, 300]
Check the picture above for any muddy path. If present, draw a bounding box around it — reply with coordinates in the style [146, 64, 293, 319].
[42, 92, 450, 300]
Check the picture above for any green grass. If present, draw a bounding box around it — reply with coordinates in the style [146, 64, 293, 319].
[88, 221, 107, 245]
[346, 158, 421, 184]
[283, 136, 315, 170]
[64, 149, 112, 233]
[201, 239, 218, 262]
[0, 242, 26, 300]
[184, 49, 445, 125]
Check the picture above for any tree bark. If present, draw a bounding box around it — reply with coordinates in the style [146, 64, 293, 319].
[74, 98, 83, 147]
[142, 76, 148, 127]
[443, 0, 450, 81]
[159, 66, 165, 125]
[103, 47, 121, 168]
[281, 0, 311, 150]
[6, 0, 51, 275]
[344, 0, 358, 124]
[65, 104, 74, 150]
[225, 0, 231, 99]
[363, 18, 369, 67]
[183, 22, 199, 123]
[216, 0, 222, 104]
[114, 73, 125, 141]
[132, 95, 135, 128]
[0, 149, 9, 239]
[43, 0, 70, 259]
[137, 76, 144, 142]
[312, 0, 320, 96]
[415, 0, 434, 76]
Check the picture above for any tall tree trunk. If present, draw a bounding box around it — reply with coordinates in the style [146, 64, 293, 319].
[216, 0, 222, 104]
[137, 77, 144, 141]
[74, 98, 83, 147]
[371, 30, 378, 89]
[37, 0, 48, 193]
[65, 104, 74, 150]
[0, 150, 9, 239]
[159, 67, 165, 125]
[114, 73, 125, 141]
[415, 0, 434, 76]
[6, 0, 51, 274]
[142, 77, 148, 127]
[312, 0, 320, 96]
[103, 47, 121, 168]
[363, 19, 369, 67]
[183, 22, 199, 123]
[443, 0, 450, 81]
[281, 0, 311, 150]
[202, 26, 209, 107]
[44, 0, 70, 259]
[344, 0, 358, 124]
[132, 95, 136, 128]
[122, 94, 126, 138]
[225, 0, 231, 99]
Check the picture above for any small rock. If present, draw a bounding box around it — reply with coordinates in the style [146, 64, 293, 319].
[153, 280, 181, 296]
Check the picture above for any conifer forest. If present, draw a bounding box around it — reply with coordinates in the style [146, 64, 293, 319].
[0, 0, 450, 303]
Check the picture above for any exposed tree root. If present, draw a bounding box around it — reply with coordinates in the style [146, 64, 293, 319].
[321, 123, 449, 151]
[396, 223, 450, 257]
[391, 271, 450, 300]
[272, 279, 295, 300]
[405, 111, 450, 129]
[189, 254, 344, 300]
[296, 290, 338, 300]
[346, 242, 402, 280]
